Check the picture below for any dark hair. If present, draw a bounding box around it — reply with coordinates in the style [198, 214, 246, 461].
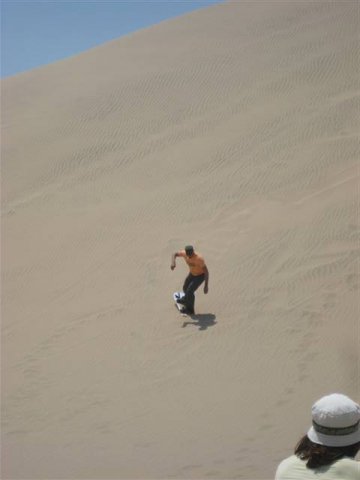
[295, 435, 360, 469]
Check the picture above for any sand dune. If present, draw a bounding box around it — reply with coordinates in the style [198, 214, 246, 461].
[1, 1, 359, 478]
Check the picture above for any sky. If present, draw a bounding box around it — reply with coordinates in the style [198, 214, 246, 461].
[1, 0, 223, 78]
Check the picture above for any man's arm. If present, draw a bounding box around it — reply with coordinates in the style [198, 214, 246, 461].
[204, 265, 209, 293]
[170, 252, 180, 270]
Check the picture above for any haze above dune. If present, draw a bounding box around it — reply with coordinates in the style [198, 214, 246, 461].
[2, 1, 359, 479]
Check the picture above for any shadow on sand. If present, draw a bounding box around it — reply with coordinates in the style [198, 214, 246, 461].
[182, 313, 216, 330]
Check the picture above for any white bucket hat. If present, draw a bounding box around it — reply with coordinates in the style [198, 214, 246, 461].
[307, 393, 360, 447]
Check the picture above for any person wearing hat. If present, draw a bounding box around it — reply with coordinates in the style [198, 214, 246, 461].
[170, 245, 209, 315]
[275, 393, 360, 479]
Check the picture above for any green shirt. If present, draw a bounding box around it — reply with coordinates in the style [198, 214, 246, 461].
[275, 455, 360, 480]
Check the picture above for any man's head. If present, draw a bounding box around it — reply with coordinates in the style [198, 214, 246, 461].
[185, 245, 194, 257]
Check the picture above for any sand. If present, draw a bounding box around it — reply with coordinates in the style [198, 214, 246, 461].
[1, 1, 359, 478]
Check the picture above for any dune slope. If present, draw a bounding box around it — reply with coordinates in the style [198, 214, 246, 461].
[2, 1, 359, 478]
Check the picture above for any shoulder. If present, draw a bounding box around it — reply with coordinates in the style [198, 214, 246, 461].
[196, 254, 206, 266]
[176, 250, 186, 257]
[275, 455, 302, 479]
[332, 458, 360, 478]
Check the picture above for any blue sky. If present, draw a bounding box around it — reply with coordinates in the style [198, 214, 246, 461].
[1, 0, 222, 78]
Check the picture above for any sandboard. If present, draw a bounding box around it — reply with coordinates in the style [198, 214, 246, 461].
[173, 291, 188, 316]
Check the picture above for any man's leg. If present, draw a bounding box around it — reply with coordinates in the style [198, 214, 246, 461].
[182, 273, 193, 294]
[177, 274, 193, 305]
[183, 274, 204, 313]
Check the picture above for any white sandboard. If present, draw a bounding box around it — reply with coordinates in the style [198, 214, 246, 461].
[173, 291, 187, 315]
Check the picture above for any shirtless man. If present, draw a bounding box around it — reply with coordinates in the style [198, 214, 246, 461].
[170, 245, 209, 314]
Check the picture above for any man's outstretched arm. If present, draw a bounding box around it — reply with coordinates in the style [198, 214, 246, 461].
[170, 252, 179, 270]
